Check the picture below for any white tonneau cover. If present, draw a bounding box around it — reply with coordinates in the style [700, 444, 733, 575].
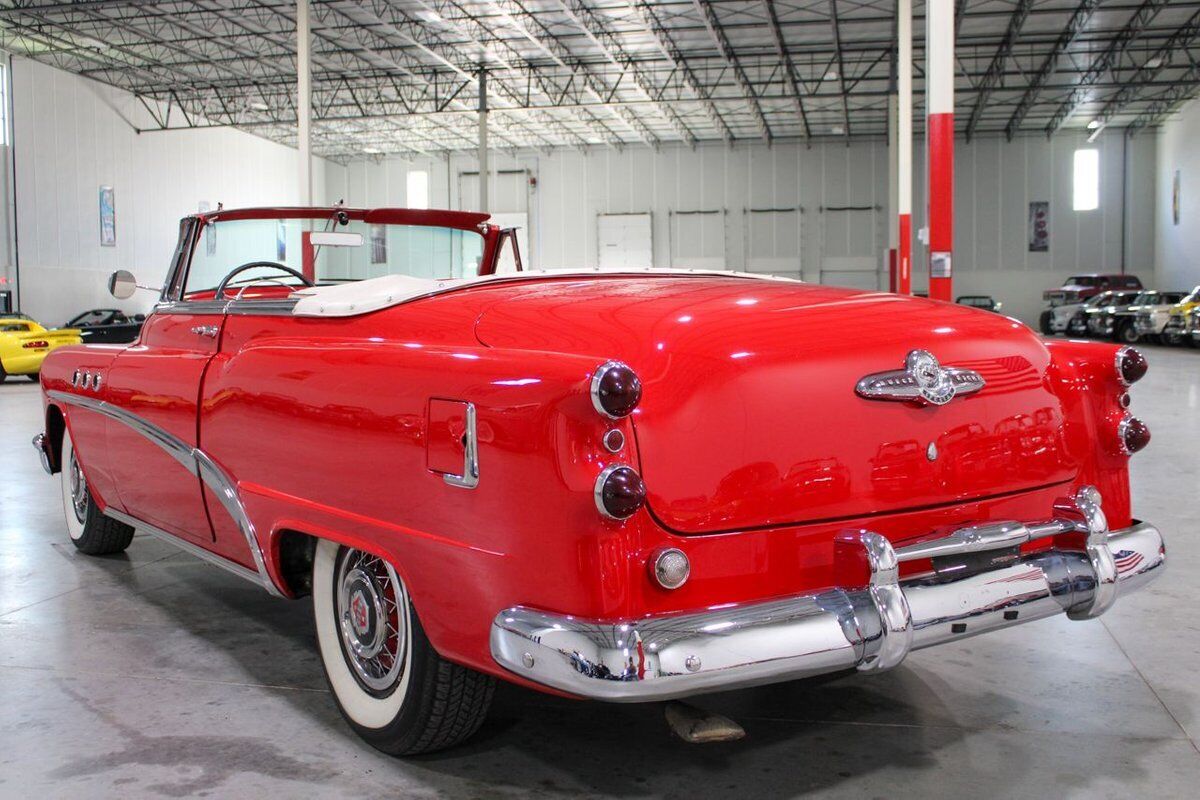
[290, 268, 798, 318]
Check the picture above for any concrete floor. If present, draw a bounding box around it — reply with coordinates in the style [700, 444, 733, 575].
[1, 346, 1198, 800]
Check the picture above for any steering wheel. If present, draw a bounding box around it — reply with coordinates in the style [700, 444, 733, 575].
[213, 261, 314, 299]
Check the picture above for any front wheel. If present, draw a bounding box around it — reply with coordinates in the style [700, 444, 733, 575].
[1038, 310, 1054, 335]
[61, 429, 135, 555]
[313, 540, 495, 755]
[1117, 322, 1140, 344]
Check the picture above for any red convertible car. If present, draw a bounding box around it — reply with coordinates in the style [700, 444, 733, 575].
[33, 206, 1164, 755]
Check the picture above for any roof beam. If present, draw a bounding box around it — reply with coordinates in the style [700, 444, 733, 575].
[762, 0, 810, 139]
[1044, 0, 1167, 135]
[1129, 53, 1200, 132]
[1089, 9, 1200, 136]
[965, 0, 1032, 142]
[691, 0, 771, 142]
[826, 0, 850, 142]
[1003, 0, 1100, 139]
[626, 0, 733, 143]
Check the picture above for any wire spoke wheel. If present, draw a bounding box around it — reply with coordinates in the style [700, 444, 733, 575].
[334, 548, 408, 696]
[68, 449, 88, 525]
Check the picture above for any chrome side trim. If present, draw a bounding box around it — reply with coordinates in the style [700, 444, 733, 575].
[443, 402, 479, 489]
[47, 390, 281, 596]
[152, 297, 300, 317]
[103, 506, 264, 587]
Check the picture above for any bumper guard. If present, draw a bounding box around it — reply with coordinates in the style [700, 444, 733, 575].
[490, 487, 1164, 702]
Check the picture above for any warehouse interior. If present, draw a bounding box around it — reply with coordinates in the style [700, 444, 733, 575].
[1, 1, 1199, 797]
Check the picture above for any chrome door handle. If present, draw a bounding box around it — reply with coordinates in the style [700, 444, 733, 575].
[190, 325, 219, 338]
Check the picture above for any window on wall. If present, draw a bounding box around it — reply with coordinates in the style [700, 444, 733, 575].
[1073, 149, 1099, 211]
[407, 170, 429, 209]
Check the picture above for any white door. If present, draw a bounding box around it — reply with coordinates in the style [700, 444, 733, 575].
[745, 208, 802, 278]
[819, 207, 881, 290]
[598, 213, 653, 269]
[459, 170, 533, 270]
[670, 210, 726, 269]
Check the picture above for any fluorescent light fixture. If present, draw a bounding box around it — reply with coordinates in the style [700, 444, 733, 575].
[250, 101, 269, 111]
[823, 70, 839, 81]
[1086, 119, 1101, 130]
[363, 146, 383, 154]
[831, 124, 845, 135]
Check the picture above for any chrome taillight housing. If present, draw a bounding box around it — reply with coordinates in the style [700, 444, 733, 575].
[1118, 414, 1151, 455]
[594, 464, 646, 520]
[590, 361, 642, 418]
[1115, 346, 1148, 386]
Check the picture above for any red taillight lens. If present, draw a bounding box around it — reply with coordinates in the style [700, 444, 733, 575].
[22, 340, 48, 349]
[594, 465, 646, 519]
[1116, 346, 1147, 385]
[590, 361, 642, 418]
[1119, 415, 1151, 455]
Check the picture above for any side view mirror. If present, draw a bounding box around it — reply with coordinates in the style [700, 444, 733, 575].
[108, 270, 140, 300]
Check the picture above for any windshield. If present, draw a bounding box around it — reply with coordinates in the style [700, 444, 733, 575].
[1067, 276, 1099, 287]
[183, 216, 485, 298]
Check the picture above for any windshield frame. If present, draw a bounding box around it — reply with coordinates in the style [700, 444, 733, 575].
[163, 207, 506, 305]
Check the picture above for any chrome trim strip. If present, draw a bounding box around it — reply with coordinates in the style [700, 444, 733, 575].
[103, 506, 264, 587]
[152, 297, 300, 317]
[47, 390, 281, 596]
[491, 488, 1165, 702]
[443, 402, 480, 489]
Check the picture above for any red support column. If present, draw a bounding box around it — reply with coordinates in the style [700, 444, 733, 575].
[897, 0, 913, 295]
[926, 0, 954, 302]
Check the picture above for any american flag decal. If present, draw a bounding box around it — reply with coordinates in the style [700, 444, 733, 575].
[1113, 550, 1145, 575]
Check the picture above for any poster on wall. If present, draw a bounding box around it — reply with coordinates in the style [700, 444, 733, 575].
[1028, 201, 1049, 252]
[99, 186, 116, 246]
[1173, 171, 1181, 226]
[370, 224, 388, 265]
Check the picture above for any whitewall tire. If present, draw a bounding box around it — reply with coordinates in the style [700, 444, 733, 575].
[312, 539, 495, 755]
[60, 429, 134, 555]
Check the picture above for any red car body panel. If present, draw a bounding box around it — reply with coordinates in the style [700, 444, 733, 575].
[38, 207, 1142, 689]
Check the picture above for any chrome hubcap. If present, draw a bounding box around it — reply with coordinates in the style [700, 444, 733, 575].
[68, 451, 87, 524]
[335, 549, 407, 694]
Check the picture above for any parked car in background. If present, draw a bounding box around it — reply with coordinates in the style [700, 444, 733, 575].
[1095, 291, 1183, 343]
[1160, 286, 1200, 346]
[31, 205, 1166, 755]
[1190, 307, 1200, 346]
[1042, 274, 1143, 308]
[1129, 292, 1188, 342]
[956, 295, 1003, 313]
[64, 308, 146, 344]
[1084, 291, 1140, 338]
[1042, 292, 1113, 336]
[0, 314, 80, 383]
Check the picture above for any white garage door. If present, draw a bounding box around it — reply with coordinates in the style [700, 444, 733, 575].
[670, 210, 726, 270]
[597, 213, 653, 269]
[745, 208, 802, 277]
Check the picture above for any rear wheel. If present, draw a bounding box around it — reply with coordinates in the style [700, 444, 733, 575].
[313, 540, 495, 755]
[61, 429, 135, 555]
[1038, 310, 1054, 335]
[0, 363, 7, 383]
[1117, 322, 1140, 344]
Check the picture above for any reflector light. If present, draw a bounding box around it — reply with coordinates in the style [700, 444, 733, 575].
[590, 361, 642, 419]
[651, 548, 691, 590]
[1119, 415, 1151, 455]
[1115, 347, 1147, 386]
[594, 465, 645, 520]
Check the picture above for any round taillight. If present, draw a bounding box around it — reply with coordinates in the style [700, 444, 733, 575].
[651, 548, 690, 590]
[1119, 414, 1151, 455]
[1116, 346, 1147, 386]
[590, 361, 642, 418]
[594, 465, 645, 520]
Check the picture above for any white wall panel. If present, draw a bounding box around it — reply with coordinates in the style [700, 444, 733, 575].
[8, 58, 342, 323]
[1154, 97, 1200, 292]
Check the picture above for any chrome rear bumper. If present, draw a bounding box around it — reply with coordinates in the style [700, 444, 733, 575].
[490, 487, 1164, 702]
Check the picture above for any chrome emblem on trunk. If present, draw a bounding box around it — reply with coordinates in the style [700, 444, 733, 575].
[856, 350, 985, 406]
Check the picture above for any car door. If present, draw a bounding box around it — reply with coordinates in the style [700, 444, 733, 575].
[104, 309, 225, 544]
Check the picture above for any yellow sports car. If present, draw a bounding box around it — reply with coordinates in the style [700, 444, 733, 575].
[0, 314, 82, 383]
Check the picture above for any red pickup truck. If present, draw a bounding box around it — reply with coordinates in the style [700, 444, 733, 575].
[1044, 274, 1143, 306]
